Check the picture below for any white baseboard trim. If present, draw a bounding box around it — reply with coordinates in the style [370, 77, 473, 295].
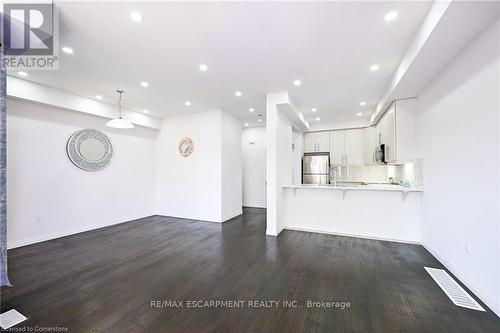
[7, 214, 153, 249]
[266, 225, 286, 237]
[243, 203, 266, 208]
[156, 209, 243, 224]
[265, 228, 278, 236]
[422, 241, 500, 318]
[155, 211, 224, 223]
[284, 226, 420, 245]
[222, 209, 243, 222]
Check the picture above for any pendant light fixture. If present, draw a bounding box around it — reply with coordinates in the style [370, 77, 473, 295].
[106, 90, 135, 129]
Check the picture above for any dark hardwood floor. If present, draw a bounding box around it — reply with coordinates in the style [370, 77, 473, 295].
[1, 208, 499, 332]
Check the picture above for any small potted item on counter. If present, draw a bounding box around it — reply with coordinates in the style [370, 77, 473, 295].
[388, 176, 398, 185]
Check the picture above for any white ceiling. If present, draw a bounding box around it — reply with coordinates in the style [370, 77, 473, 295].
[9, 1, 433, 127]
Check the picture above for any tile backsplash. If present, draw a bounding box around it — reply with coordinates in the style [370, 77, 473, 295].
[331, 160, 423, 185]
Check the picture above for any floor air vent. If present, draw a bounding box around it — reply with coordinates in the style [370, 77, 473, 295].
[424, 267, 485, 311]
[0, 309, 27, 329]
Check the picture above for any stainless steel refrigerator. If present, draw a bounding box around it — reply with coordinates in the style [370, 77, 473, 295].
[302, 153, 330, 184]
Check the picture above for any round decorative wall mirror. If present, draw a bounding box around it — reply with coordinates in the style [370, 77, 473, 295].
[66, 129, 114, 171]
[179, 137, 193, 158]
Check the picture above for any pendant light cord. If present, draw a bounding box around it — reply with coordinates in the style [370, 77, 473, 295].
[116, 90, 124, 119]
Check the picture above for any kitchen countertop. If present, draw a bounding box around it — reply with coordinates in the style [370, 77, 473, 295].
[283, 184, 424, 192]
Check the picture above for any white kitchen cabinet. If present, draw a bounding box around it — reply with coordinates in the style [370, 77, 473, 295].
[304, 132, 316, 153]
[379, 103, 396, 162]
[345, 129, 363, 165]
[304, 131, 330, 153]
[363, 126, 378, 165]
[376, 98, 417, 163]
[316, 132, 330, 152]
[329, 130, 345, 164]
[330, 129, 363, 165]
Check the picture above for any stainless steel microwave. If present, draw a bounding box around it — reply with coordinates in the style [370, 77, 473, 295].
[375, 144, 386, 164]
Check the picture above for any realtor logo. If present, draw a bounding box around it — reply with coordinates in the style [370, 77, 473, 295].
[1, 1, 58, 70]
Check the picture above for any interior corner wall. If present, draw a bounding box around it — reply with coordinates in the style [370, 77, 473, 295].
[7, 99, 157, 248]
[242, 127, 266, 208]
[155, 110, 223, 222]
[155, 110, 242, 223]
[416, 19, 500, 316]
[266, 93, 293, 236]
[221, 112, 243, 221]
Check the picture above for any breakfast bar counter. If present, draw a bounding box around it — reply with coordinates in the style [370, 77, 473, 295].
[282, 184, 422, 243]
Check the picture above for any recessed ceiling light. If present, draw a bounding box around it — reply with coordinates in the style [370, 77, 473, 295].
[249, 108, 255, 112]
[311, 108, 317, 112]
[130, 11, 143, 22]
[199, 64, 208, 72]
[293, 79, 302, 86]
[95, 95, 103, 100]
[140, 81, 149, 88]
[143, 109, 149, 114]
[370, 64, 380, 72]
[17, 71, 28, 77]
[61, 46, 74, 54]
[185, 101, 192, 106]
[244, 123, 249, 127]
[356, 112, 363, 117]
[360, 101, 366, 106]
[384, 11, 398, 22]
[315, 117, 321, 121]
[234, 91, 242, 97]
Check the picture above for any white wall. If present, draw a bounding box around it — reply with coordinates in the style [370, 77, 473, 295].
[416, 19, 500, 316]
[242, 127, 266, 208]
[292, 130, 304, 185]
[7, 99, 157, 248]
[266, 92, 294, 236]
[221, 112, 243, 220]
[156, 110, 242, 222]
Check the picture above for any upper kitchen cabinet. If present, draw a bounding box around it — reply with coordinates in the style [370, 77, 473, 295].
[377, 103, 396, 162]
[376, 98, 417, 163]
[329, 130, 345, 164]
[304, 131, 330, 153]
[330, 129, 363, 165]
[344, 129, 363, 165]
[363, 126, 378, 165]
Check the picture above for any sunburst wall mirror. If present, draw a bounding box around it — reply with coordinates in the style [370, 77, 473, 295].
[179, 137, 193, 158]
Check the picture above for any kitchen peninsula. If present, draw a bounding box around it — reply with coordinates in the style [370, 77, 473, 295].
[283, 183, 422, 243]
